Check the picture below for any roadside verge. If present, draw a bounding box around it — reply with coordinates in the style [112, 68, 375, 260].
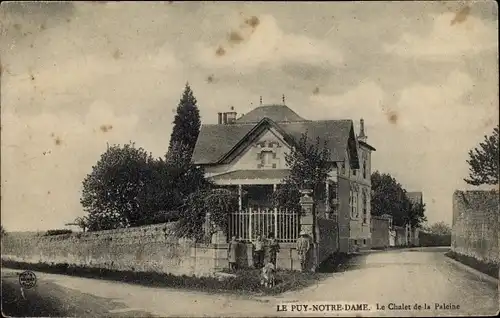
[444, 251, 499, 285]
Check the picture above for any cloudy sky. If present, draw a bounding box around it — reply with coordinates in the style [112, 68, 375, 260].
[1, 1, 498, 231]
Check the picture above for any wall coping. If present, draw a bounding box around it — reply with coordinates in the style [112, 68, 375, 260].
[210, 242, 298, 249]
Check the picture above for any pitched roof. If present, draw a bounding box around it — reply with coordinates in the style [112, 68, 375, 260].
[236, 105, 307, 123]
[192, 105, 361, 167]
[407, 192, 423, 205]
[191, 123, 256, 164]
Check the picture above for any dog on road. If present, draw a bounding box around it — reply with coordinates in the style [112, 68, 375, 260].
[260, 262, 276, 288]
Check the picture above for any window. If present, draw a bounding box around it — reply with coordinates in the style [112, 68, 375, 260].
[349, 190, 353, 217]
[362, 191, 367, 223]
[353, 169, 357, 176]
[363, 159, 367, 179]
[363, 239, 366, 245]
[261, 151, 273, 165]
[354, 190, 358, 217]
[330, 182, 338, 200]
[350, 189, 358, 218]
[341, 161, 346, 175]
[354, 239, 358, 245]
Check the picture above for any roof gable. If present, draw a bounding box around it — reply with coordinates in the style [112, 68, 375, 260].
[218, 118, 295, 164]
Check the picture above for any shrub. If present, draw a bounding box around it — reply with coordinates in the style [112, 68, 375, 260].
[44, 229, 73, 236]
[178, 188, 238, 241]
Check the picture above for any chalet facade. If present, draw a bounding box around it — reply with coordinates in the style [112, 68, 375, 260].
[192, 104, 376, 254]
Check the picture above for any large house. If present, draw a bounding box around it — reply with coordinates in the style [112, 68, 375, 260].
[192, 104, 375, 253]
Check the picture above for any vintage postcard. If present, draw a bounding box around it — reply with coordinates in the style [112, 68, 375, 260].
[1, 1, 499, 317]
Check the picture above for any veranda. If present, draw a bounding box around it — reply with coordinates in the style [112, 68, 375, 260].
[211, 170, 338, 243]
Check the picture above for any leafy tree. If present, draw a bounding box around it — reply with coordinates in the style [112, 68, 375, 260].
[371, 171, 426, 227]
[408, 201, 427, 228]
[371, 171, 405, 225]
[178, 188, 238, 241]
[141, 156, 211, 224]
[80, 142, 156, 231]
[464, 125, 499, 186]
[272, 132, 332, 213]
[166, 83, 201, 164]
[1, 225, 6, 237]
[422, 221, 452, 236]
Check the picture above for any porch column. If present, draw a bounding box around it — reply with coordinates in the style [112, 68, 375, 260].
[273, 184, 278, 238]
[238, 184, 243, 211]
[325, 181, 331, 219]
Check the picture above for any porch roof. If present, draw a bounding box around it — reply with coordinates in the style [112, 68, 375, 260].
[210, 169, 290, 185]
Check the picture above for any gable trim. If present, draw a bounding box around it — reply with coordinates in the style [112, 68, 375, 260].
[217, 118, 296, 164]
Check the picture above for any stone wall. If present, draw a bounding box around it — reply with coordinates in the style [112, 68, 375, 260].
[452, 190, 499, 264]
[317, 218, 339, 263]
[419, 231, 451, 247]
[371, 216, 390, 249]
[337, 177, 351, 253]
[1, 223, 227, 277]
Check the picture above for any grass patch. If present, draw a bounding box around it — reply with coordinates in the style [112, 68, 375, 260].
[445, 251, 499, 279]
[2, 278, 65, 317]
[1, 260, 328, 296]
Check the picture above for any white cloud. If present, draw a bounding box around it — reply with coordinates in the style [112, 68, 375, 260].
[0, 102, 156, 231]
[309, 80, 386, 123]
[309, 72, 498, 225]
[395, 71, 495, 132]
[196, 14, 343, 70]
[384, 12, 498, 60]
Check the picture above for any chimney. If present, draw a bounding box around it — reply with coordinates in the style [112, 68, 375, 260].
[223, 113, 228, 124]
[217, 112, 223, 124]
[226, 106, 237, 124]
[358, 118, 367, 142]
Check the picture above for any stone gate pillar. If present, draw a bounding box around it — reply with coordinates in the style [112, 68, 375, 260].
[299, 188, 319, 272]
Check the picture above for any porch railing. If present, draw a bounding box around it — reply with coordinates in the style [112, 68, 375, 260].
[228, 207, 299, 243]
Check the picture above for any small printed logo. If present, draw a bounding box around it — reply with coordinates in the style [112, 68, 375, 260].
[18, 270, 37, 289]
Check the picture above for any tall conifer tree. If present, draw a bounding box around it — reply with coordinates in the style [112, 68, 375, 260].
[167, 83, 201, 163]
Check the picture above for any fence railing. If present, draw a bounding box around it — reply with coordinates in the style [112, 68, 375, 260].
[228, 207, 299, 243]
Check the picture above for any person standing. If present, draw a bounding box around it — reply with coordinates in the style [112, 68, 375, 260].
[296, 230, 310, 272]
[227, 236, 238, 271]
[252, 235, 265, 269]
[267, 233, 280, 267]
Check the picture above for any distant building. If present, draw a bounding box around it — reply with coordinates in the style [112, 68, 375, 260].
[407, 192, 423, 206]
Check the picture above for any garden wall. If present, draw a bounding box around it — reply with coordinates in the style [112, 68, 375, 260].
[317, 218, 339, 263]
[419, 232, 451, 247]
[1, 223, 226, 277]
[371, 216, 390, 249]
[452, 190, 499, 264]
